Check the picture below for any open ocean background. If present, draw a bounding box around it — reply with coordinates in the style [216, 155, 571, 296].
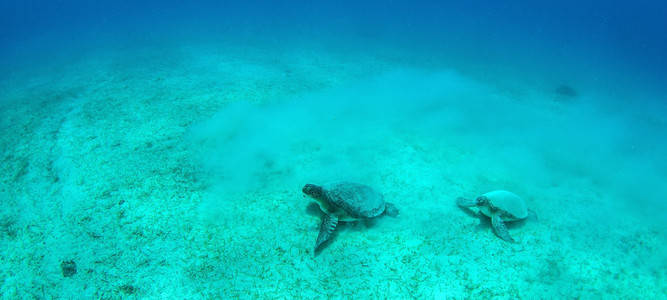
[1, 1, 665, 298]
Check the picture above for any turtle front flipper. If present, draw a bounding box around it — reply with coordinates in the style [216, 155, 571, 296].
[456, 197, 477, 207]
[491, 213, 515, 243]
[315, 214, 339, 250]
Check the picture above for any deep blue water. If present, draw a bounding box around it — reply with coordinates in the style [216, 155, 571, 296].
[2, 0, 666, 89]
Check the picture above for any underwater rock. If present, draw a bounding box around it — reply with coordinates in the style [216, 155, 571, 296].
[61, 260, 77, 277]
[554, 84, 578, 98]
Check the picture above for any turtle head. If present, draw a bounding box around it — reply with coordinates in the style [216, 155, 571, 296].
[302, 184, 325, 200]
[476, 196, 490, 206]
[303, 183, 334, 214]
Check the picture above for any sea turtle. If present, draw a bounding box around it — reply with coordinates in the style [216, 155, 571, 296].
[457, 190, 533, 243]
[302, 181, 399, 251]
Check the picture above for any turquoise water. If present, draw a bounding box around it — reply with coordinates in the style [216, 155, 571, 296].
[1, 1, 665, 298]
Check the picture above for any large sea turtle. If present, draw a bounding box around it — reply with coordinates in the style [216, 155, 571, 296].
[457, 190, 534, 243]
[302, 181, 399, 250]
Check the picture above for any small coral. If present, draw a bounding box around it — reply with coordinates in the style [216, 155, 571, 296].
[120, 284, 137, 295]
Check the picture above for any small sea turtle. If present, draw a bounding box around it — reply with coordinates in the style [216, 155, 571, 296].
[457, 190, 533, 243]
[302, 181, 399, 251]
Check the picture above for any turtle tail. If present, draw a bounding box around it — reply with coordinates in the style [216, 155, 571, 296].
[315, 214, 339, 251]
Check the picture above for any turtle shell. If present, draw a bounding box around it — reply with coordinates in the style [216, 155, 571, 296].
[479, 190, 528, 220]
[323, 181, 386, 219]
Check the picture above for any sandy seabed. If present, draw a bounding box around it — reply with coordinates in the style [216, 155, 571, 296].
[0, 41, 665, 299]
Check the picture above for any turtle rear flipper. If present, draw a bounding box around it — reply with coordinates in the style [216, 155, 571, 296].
[456, 197, 477, 207]
[384, 202, 399, 217]
[315, 214, 339, 250]
[527, 209, 538, 221]
[491, 213, 515, 243]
